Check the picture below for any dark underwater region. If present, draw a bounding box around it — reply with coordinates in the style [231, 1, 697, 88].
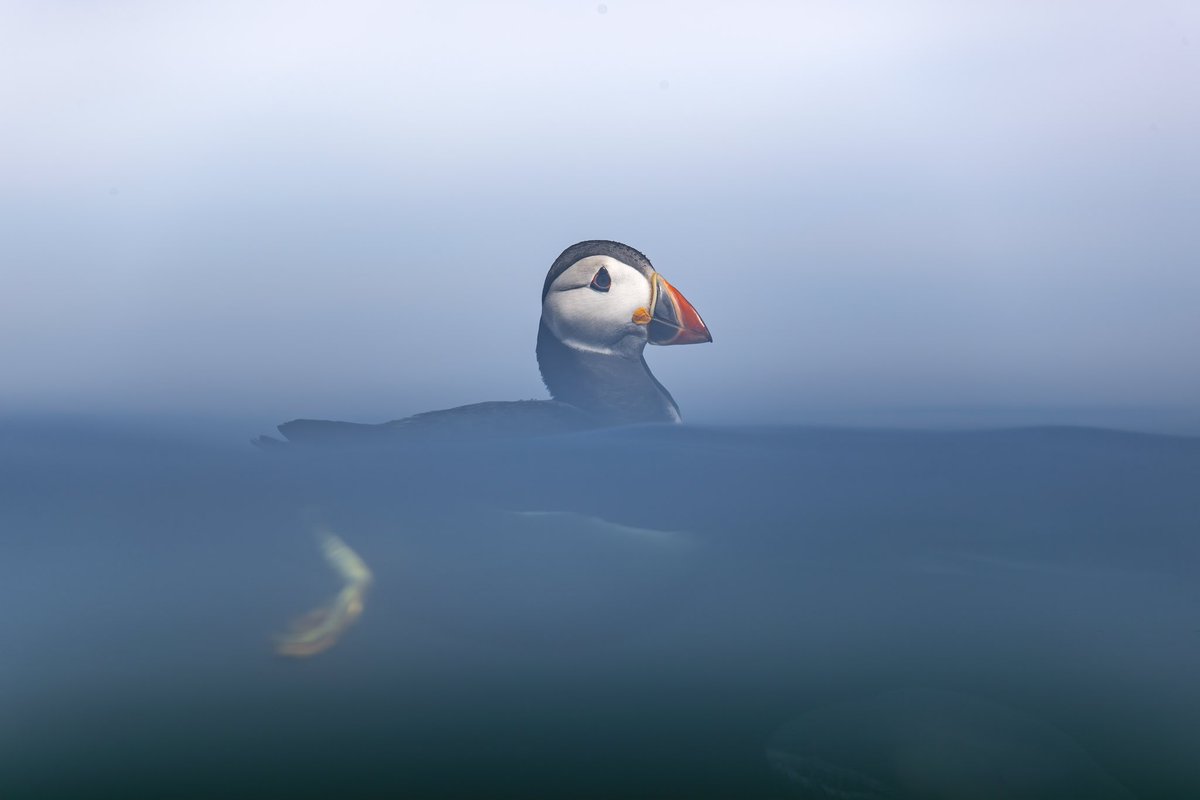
[2, 418, 1198, 799]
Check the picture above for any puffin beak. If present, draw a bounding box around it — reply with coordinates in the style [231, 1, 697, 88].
[647, 273, 713, 345]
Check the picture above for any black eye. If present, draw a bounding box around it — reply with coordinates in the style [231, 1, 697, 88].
[590, 266, 611, 292]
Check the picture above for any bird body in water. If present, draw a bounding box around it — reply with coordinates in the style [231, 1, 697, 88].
[257, 240, 711, 447]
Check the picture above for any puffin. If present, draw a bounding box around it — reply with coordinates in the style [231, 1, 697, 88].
[257, 240, 711, 446]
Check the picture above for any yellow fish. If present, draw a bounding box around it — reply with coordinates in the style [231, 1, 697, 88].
[274, 528, 372, 658]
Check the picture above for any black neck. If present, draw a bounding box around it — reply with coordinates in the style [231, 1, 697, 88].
[536, 321, 680, 424]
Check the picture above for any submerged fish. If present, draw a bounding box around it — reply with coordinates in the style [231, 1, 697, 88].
[274, 528, 372, 658]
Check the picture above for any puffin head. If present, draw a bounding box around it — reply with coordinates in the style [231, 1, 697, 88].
[540, 240, 712, 358]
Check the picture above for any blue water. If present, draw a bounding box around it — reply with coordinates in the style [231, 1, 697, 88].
[2, 419, 1198, 798]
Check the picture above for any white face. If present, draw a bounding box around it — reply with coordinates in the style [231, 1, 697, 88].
[542, 256, 653, 358]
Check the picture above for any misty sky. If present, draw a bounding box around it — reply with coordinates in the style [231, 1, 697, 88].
[3, 1, 1198, 428]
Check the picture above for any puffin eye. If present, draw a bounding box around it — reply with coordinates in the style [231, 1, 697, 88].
[589, 266, 611, 292]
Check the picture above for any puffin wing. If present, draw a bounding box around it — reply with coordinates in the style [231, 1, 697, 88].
[258, 400, 599, 448]
[251, 419, 391, 449]
[386, 400, 600, 439]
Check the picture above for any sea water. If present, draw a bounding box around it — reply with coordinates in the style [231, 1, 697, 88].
[2, 419, 1198, 798]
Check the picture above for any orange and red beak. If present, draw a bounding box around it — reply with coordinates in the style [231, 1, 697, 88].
[647, 273, 712, 346]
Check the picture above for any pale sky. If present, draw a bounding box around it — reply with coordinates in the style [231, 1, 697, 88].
[3, 1, 1198, 427]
